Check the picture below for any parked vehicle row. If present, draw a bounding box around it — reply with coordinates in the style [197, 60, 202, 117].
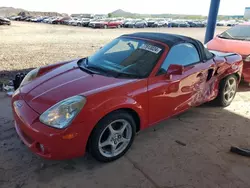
[7, 15, 213, 28]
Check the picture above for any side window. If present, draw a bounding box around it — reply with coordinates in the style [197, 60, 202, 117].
[158, 43, 200, 75]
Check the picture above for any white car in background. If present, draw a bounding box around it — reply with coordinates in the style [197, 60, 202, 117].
[217, 20, 227, 26]
[70, 18, 82, 26]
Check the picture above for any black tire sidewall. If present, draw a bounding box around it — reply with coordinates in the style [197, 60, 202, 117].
[89, 111, 136, 162]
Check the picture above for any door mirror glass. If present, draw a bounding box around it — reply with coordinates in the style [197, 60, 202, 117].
[166, 64, 184, 76]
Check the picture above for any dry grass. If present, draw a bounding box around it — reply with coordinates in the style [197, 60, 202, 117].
[0, 21, 227, 83]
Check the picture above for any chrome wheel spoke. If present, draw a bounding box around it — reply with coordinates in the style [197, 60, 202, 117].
[110, 144, 116, 156]
[120, 137, 130, 144]
[108, 124, 116, 135]
[119, 122, 128, 134]
[230, 91, 234, 98]
[99, 138, 111, 148]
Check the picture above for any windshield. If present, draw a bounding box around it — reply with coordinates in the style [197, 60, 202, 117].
[219, 25, 250, 40]
[81, 37, 163, 78]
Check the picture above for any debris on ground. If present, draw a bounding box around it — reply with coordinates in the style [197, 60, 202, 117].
[175, 140, 187, 146]
[2, 83, 14, 97]
[230, 146, 250, 157]
[1, 73, 27, 97]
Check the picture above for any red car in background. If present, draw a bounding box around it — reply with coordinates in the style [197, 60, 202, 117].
[52, 17, 71, 24]
[89, 19, 122, 29]
[206, 23, 250, 83]
[12, 33, 243, 162]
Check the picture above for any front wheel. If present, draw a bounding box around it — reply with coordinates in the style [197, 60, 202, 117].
[88, 111, 136, 162]
[214, 75, 238, 107]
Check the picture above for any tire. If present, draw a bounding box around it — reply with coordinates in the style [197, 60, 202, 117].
[89, 110, 136, 162]
[77, 23, 81, 26]
[214, 75, 238, 107]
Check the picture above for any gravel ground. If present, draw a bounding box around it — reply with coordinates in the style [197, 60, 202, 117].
[1, 21, 250, 188]
[0, 21, 227, 83]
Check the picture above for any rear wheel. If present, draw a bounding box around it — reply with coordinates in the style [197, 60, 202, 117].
[89, 111, 136, 162]
[214, 75, 237, 107]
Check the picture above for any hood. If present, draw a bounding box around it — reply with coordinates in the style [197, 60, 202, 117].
[207, 36, 250, 56]
[20, 60, 135, 114]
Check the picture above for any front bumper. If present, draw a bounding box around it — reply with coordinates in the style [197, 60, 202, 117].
[12, 95, 88, 160]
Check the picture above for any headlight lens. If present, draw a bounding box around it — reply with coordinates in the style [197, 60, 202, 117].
[245, 55, 250, 62]
[20, 68, 39, 87]
[39, 96, 86, 129]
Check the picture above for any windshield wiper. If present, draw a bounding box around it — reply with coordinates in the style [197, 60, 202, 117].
[77, 58, 97, 76]
[114, 72, 143, 79]
[218, 35, 234, 40]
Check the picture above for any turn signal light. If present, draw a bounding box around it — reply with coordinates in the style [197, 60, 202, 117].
[62, 133, 78, 140]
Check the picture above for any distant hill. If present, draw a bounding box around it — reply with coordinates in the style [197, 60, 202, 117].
[109, 9, 204, 19]
[0, 7, 65, 17]
[0, 7, 25, 17]
[110, 9, 134, 17]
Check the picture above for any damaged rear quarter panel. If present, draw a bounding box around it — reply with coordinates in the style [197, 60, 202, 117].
[190, 54, 243, 107]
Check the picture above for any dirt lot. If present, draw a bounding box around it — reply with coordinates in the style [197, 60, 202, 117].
[1, 22, 250, 188]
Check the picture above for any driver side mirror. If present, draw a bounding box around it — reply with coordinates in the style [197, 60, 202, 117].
[166, 64, 184, 79]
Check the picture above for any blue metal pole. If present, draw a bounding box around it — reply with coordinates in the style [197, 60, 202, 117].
[204, 0, 221, 44]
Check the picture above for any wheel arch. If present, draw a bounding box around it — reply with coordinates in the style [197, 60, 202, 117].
[233, 72, 241, 82]
[86, 108, 141, 151]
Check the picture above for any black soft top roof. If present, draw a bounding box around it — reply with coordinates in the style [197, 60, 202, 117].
[122, 32, 213, 61]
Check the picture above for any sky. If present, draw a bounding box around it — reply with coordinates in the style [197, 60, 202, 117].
[0, 0, 249, 15]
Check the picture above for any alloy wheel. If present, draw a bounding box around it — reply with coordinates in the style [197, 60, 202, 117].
[98, 119, 132, 158]
[224, 77, 236, 103]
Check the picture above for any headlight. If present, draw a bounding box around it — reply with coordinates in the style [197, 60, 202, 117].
[20, 68, 39, 87]
[39, 96, 86, 129]
[245, 55, 250, 62]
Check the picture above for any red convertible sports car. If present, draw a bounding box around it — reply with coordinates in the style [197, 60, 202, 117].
[12, 33, 243, 162]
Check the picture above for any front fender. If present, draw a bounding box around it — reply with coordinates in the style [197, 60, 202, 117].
[89, 96, 147, 131]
